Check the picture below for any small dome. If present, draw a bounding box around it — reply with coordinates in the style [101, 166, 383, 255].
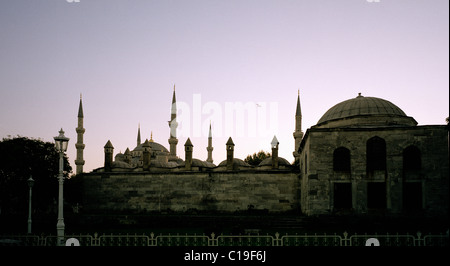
[192, 159, 216, 168]
[218, 158, 251, 167]
[115, 153, 124, 161]
[316, 94, 417, 128]
[151, 160, 179, 168]
[258, 157, 291, 167]
[179, 159, 215, 169]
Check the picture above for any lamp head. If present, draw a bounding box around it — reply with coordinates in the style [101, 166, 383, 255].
[27, 176, 35, 188]
[54, 128, 70, 152]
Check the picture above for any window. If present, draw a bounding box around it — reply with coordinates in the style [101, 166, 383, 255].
[304, 153, 307, 175]
[334, 183, 352, 209]
[403, 182, 422, 211]
[403, 145, 421, 172]
[403, 146, 422, 212]
[367, 136, 386, 172]
[367, 182, 386, 209]
[333, 147, 351, 172]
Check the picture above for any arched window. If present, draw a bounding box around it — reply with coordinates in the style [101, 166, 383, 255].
[366, 136, 386, 172]
[304, 153, 308, 175]
[333, 147, 351, 172]
[402, 145, 422, 212]
[403, 145, 421, 172]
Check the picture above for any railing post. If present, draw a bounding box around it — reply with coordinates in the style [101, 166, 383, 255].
[208, 232, 217, 246]
[342, 231, 349, 246]
[416, 231, 422, 247]
[273, 232, 281, 246]
[150, 232, 156, 246]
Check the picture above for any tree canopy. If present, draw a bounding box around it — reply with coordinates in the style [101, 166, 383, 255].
[244, 150, 271, 166]
[0, 136, 72, 216]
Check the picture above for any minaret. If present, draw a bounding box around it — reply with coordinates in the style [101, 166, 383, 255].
[271, 135, 279, 169]
[184, 138, 193, 171]
[137, 124, 141, 147]
[168, 85, 178, 161]
[293, 90, 303, 163]
[75, 94, 85, 175]
[226, 137, 235, 171]
[104, 140, 114, 172]
[206, 122, 213, 163]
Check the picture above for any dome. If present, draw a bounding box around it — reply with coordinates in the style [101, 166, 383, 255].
[179, 158, 216, 168]
[218, 158, 251, 167]
[315, 93, 417, 128]
[133, 141, 169, 154]
[151, 160, 179, 168]
[258, 157, 291, 167]
[115, 153, 124, 161]
[192, 158, 216, 168]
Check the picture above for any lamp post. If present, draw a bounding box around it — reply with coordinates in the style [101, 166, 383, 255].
[54, 128, 69, 246]
[27, 176, 34, 234]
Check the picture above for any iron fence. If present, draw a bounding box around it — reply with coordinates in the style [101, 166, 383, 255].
[1, 230, 448, 247]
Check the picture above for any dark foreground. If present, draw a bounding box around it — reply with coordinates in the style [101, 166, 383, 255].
[1, 212, 448, 265]
[1, 211, 448, 236]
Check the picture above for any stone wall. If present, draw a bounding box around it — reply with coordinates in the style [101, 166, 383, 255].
[299, 125, 449, 216]
[80, 170, 300, 214]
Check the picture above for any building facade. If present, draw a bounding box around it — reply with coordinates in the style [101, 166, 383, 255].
[298, 93, 449, 216]
[76, 90, 449, 216]
[77, 88, 299, 214]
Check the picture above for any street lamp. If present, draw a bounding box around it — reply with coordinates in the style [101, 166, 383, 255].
[54, 128, 69, 246]
[27, 176, 34, 234]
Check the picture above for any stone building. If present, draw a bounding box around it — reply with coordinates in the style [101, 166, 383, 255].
[75, 89, 448, 217]
[76, 88, 299, 214]
[298, 93, 449, 216]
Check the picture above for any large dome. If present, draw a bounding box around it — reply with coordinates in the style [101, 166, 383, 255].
[315, 93, 417, 128]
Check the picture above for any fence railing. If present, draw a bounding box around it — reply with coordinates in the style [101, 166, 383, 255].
[1, 230, 448, 247]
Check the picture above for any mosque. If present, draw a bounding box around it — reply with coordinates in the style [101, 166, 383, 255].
[74, 88, 449, 217]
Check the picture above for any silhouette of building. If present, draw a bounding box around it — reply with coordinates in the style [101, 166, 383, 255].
[298, 93, 449, 216]
[75, 89, 448, 217]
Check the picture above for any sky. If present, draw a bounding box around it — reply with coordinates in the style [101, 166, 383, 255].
[0, 0, 448, 174]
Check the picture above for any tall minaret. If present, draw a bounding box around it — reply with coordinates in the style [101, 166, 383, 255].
[137, 123, 141, 147]
[206, 122, 213, 163]
[75, 94, 85, 175]
[293, 90, 303, 163]
[168, 85, 178, 161]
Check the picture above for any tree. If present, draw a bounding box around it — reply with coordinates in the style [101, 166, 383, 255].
[244, 150, 271, 166]
[0, 136, 72, 216]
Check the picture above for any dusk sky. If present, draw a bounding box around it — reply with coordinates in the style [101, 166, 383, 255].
[1, 0, 448, 174]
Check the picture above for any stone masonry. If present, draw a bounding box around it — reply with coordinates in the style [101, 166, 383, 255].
[80, 170, 299, 213]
